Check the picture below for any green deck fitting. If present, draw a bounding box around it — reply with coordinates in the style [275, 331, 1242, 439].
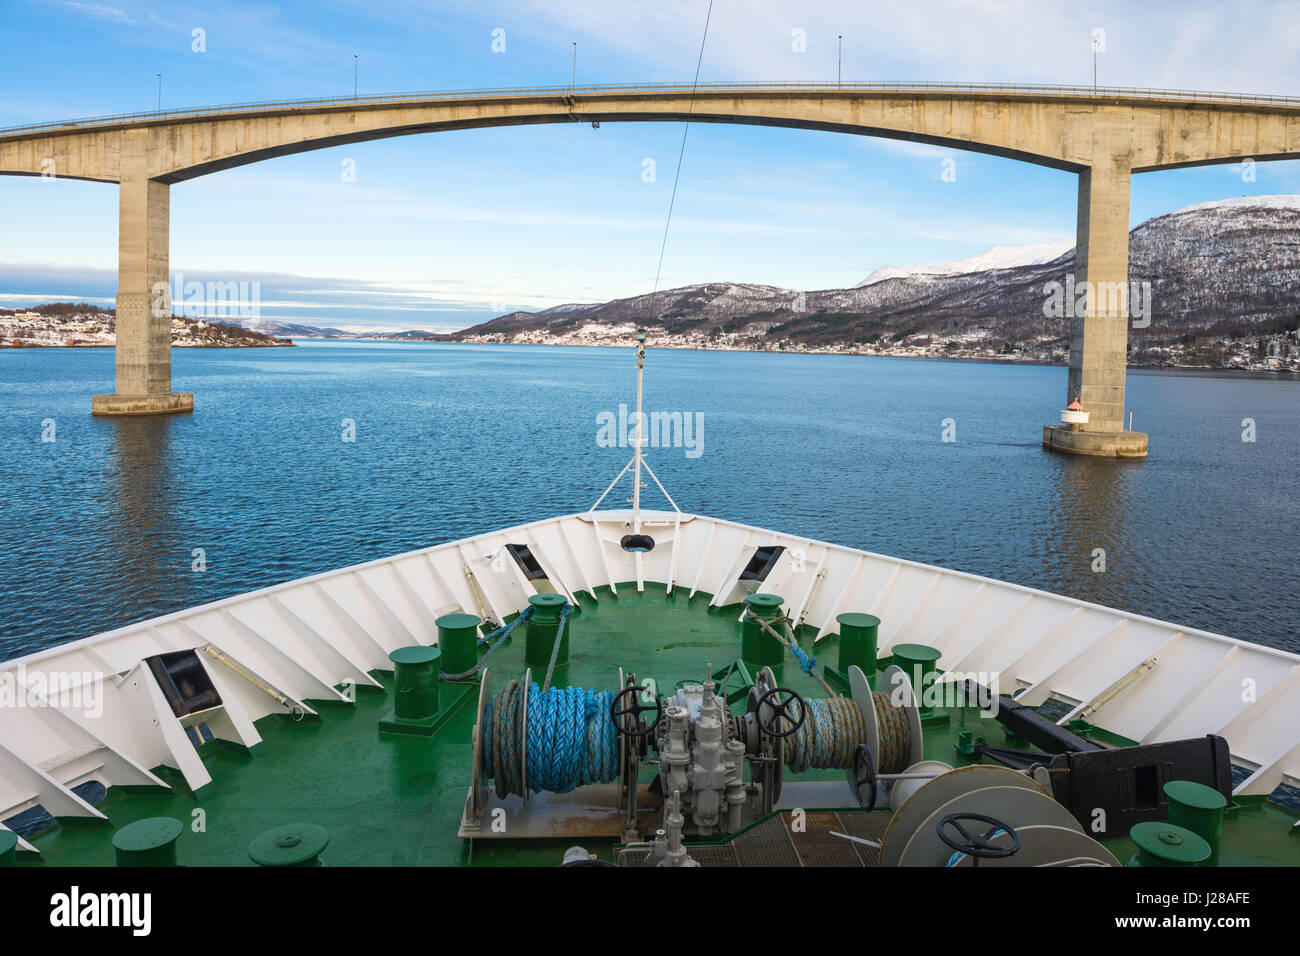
[379, 645, 443, 736]
[435, 613, 482, 676]
[112, 816, 183, 867]
[1127, 821, 1211, 867]
[1165, 780, 1228, 867]
[1067, 718, 1096, 738]
[713, 659, 755, 705]
[9, 585, 1298, 868]
[890, 643, 945, 724]
[741, 592, 786, 673]
[248, 823, 330, 867]
[525, 593, 570, 676]
[956, 730, 986, 759]
[835, 612, 880, 685]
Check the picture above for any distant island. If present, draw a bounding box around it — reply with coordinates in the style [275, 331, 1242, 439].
[0, 303, 292, 348]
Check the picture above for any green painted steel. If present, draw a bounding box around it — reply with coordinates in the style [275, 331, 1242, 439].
[436, 613, 482, 675]
[741, 593, 785, 668]
[248, 823, 330, 867]
[389, 645, 441, 720]
[1126, 821, 1211, 867]
[890, 643, 942, 715]
[9, 588, 1298, 869]
[836, 612, 880, 683]
[525, 593, 569, 672]
[0, 828, 16, 866]
[1165, 780, 1227, 867]
[112, 816, 183, 867]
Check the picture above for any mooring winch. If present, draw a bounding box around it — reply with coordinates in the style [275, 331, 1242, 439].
[452, 593, 1136, 869]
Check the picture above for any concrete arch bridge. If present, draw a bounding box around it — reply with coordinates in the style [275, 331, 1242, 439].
[5, 81, 1300, 456]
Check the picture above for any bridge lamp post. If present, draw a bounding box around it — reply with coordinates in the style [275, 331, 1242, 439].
[838, 35, 842, 87]
[155, 73, 162, 114]
[571, 42, 577, 94]
[353, 54, 358, 100]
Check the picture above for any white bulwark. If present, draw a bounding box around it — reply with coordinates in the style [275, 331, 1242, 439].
[1, 509, 1297, 852]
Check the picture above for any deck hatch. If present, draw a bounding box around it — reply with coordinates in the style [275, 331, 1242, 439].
[146, 650, 222, 718]
[739, 546, 785, 582]
[505, 544, 548, 580]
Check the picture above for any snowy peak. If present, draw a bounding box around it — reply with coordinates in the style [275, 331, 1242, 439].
[1178, 194, 1300, 214]
[857, 241, 1073, 287]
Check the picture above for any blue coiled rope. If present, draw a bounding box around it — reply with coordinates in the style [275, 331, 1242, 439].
[526, 684, 618, 793]
[481, 681, 619, 796]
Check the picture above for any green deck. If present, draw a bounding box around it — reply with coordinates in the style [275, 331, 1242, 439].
[15, 586, 1300, 867]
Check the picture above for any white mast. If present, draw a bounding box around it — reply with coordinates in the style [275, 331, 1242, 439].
[631, 330, 646, 532]
[588, 330, 681, 521]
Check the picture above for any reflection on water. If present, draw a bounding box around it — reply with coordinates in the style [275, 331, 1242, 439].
[1, 342, 1296, 660]
[104, 415, 202, 626]
[1044, 453, 1142, 605]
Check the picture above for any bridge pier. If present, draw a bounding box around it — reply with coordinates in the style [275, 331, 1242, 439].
[92, 173, 192, 416]
[1042, 157, 1148, 458]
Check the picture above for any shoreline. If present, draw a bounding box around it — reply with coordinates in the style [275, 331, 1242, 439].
[0, 341, 294, 349]
[307, 336, 1300, 376]
[5, 336, 1293, 375]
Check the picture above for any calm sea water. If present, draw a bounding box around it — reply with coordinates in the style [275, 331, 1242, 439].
[2, 340, 1297, 660]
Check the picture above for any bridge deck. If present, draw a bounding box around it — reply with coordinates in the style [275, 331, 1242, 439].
[4, 80, 1300, 138]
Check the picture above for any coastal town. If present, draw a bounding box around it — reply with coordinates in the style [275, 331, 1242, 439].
[0, 305, 291, 348]
[4, 303, 1295, 372]
[454, 318, 1300, 373]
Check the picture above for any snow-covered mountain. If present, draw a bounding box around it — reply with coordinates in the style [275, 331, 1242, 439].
[857, 241, 1073, 286]
[455, 196, 1300, 356]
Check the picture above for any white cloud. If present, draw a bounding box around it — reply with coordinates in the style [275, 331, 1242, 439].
[63, 2, 132, 23]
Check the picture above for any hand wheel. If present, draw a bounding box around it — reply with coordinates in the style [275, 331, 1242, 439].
[609, 684, 662, 738]
[755, 686, 805, 739]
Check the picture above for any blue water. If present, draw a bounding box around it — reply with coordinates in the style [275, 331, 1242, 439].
[2, 341, 1297, 660]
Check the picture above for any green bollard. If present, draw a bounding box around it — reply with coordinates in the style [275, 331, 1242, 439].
[741, 593, 786, 672]
[890, 643, 942, 717]
[836, 612, 880, 686]
[112, 817, 183, 867]
[1126, 821, 1211, 867]
[380, 645, 441, 736]
[435, 612, 482, 676]
[248, 823, 329, 867]
[525, 593, 570, 673]
[1164, 780, 1227, 867]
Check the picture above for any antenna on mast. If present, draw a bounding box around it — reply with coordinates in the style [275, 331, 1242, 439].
[631, 329, 646, 528]
[587, 2, 710, 526]
[588, 330, 681, 525]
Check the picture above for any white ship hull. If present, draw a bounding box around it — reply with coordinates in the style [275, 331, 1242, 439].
[2, 509, 1297, 853]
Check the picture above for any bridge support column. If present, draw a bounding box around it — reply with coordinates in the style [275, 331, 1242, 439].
[1042, 157, 1147, 458]
[92, 175, 193, 416]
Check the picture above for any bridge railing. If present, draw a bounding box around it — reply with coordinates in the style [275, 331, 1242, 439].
[4, 80, 1300, 136]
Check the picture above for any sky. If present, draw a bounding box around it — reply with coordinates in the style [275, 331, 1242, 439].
[1, 0, 1299, 330]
